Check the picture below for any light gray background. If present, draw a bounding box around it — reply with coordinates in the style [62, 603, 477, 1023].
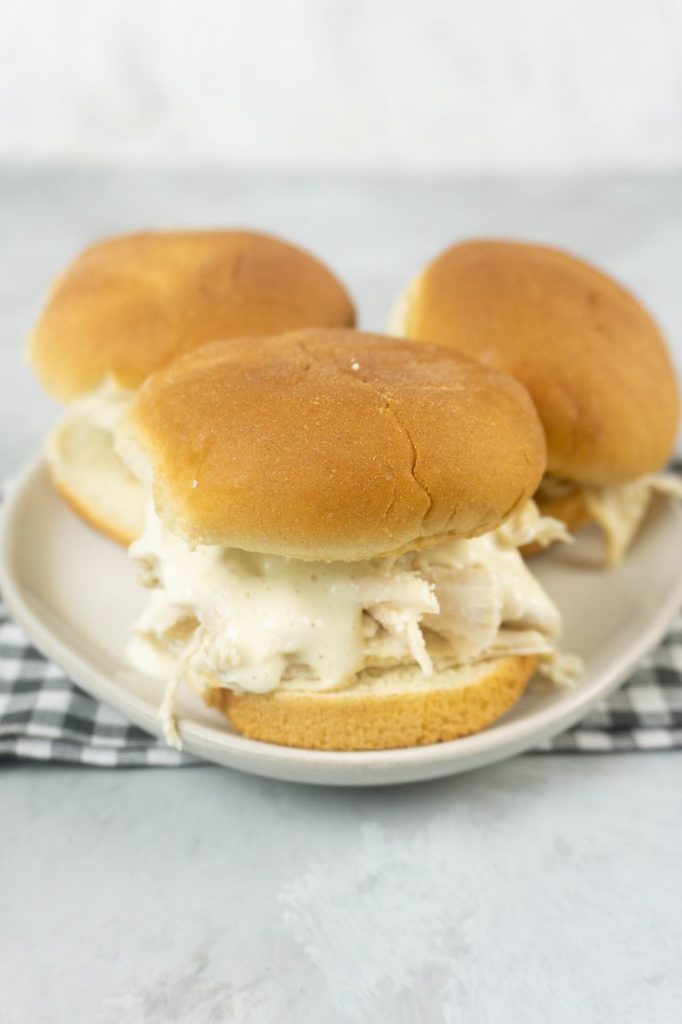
[1, 169, 682, 1023]
[2, 0, 682, 172]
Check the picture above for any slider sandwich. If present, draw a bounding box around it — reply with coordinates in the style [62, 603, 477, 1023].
[117, 328, 578, 752]
[28, 230, 355, 546]
[391, 240, 681, 564]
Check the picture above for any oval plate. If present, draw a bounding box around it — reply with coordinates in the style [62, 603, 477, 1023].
[2, 457, 681, 786]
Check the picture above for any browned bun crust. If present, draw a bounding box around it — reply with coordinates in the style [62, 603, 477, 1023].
[206, 655, 536, 751]
[124, 328, 546, 560]
[29, 230, 356, 400]
[400, 239, 679, 485]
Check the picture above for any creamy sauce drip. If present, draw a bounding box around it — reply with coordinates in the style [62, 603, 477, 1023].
[129, 500, 566, 698]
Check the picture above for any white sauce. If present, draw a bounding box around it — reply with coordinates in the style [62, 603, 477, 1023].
[129, 500, 567, 707]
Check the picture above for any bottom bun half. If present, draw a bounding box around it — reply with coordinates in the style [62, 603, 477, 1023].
[205, 655, 537, 751]
[47, 419, 145, 548]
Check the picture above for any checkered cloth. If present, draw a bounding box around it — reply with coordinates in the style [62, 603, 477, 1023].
[536, 611, 682, 752]
[0, 605, 193, 766]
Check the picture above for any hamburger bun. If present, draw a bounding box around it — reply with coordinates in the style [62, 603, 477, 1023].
[30, 230, 356, 546]
[207, 655, 536, 751]
[122, 327, 547, 561]
[393, 239, 679, 487]
[29, 229, 356, 399]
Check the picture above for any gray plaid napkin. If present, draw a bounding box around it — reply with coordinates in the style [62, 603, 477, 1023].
[1, 591, 681, 764]
[0, 604, 193, 766]
[536, 611, 682, 752]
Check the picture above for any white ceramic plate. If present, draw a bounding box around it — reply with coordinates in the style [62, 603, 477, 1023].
[2, 457, 682, 786]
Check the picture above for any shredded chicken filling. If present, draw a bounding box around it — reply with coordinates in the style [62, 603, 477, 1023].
[538, 471, 682, 565]
[128, 500, 578, 745]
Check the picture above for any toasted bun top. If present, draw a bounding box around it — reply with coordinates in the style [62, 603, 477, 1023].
[398, 239, 679, 485]
[29, 230, 356, 400]
[122, 328, 546, 561]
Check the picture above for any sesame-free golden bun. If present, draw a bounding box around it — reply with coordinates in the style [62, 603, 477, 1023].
[122, 327, 546, 561]
[206, 655, 536, 751]
[29, 229, 356, 400]
[394, 239, 679, 487]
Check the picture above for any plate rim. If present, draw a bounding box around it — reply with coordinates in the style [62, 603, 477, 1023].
[2, 454, 682, 784]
